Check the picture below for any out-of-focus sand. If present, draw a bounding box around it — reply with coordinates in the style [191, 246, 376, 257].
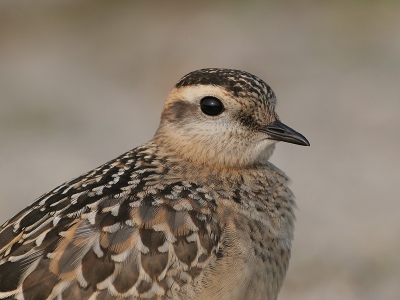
[1, 1, 399, 299]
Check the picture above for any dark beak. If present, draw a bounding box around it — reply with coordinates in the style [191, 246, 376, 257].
[261, 120, 310, 146]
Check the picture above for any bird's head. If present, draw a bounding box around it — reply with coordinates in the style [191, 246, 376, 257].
[154, 68, 309, 168]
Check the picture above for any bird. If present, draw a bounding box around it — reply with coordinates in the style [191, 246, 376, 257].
[0, 68, 309, 300]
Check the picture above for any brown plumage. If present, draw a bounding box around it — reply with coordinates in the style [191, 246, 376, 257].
[0, 68, 309, 300]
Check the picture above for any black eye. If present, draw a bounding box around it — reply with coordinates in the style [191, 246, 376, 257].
[200, 97, 224, 116]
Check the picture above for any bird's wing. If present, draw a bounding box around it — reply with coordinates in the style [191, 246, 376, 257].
[0, 149, 221, 299]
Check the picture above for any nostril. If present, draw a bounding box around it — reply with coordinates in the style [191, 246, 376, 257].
[268, 127, 285, 134]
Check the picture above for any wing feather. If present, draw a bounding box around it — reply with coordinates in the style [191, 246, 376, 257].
[0, 147, 221, 299]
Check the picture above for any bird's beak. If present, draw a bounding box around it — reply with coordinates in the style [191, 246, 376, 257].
[261, 120, 310, 146]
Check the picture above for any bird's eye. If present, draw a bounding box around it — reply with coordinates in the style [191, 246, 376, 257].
[200, 97, 224, 116]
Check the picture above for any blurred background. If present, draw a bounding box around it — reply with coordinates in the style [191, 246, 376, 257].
[0, 0, 399, 299]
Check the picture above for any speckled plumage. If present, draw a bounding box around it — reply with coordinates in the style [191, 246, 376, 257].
[0, 68, 309, 300]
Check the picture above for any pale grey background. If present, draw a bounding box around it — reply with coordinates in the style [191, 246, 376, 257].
[0, 1, 399, 299]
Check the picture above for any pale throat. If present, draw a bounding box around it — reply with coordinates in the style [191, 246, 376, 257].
[154, 126, 277, 169]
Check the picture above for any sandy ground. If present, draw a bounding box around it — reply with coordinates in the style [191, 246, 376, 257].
[0, 1, 399, 299]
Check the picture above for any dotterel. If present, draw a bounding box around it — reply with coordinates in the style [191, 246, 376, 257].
[0, 68, 309, 300]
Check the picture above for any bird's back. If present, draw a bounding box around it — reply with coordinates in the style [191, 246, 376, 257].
[0, 140, 294, 300]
